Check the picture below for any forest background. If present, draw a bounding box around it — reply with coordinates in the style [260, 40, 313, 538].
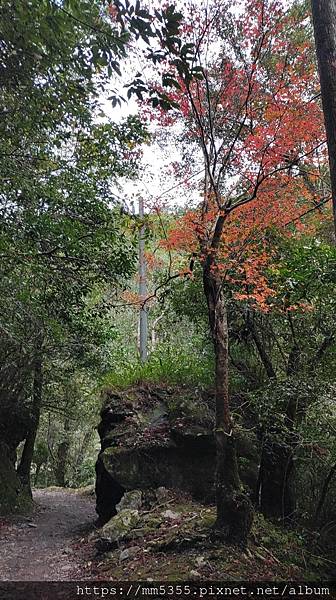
[0, 0, 336, 574]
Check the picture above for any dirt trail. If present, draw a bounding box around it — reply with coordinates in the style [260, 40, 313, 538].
[0, 489, 96, 581]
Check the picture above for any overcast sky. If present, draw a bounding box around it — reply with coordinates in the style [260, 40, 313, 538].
[102, 0, 292, 214]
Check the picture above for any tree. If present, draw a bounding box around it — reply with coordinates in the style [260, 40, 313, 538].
[0, 0, 148, 500]
[0, 0, 197, 507]
[146, 0, 328, 541]
[148, 220, 336, 525]
[248, 237, 336, 519]
[311, 0, 336, 234]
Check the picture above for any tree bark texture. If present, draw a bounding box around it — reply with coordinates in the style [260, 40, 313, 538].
[311, 0, 336, 232]
[259, 436, 296, 521]
[34, 464, 41, 487]
[203, 265, 253, 543]
[246, 311, 276, 380]
[17, 343, 43, 495]
[315, 463, 336, 522]
[250, 316, 298, 520]
[54, 418, 71, 487]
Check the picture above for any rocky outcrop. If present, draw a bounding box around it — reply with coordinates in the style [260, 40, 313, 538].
[92, 488, 321, 581]
[95, 386, 259, 523]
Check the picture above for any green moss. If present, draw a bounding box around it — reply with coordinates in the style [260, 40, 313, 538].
[100, 509, 140, 545]
[0, 443, 33, 515]
[142, 515, 164, 528]
[166, 394, 212, 425]
[101, 446, 125, 461]
[200, 512, 216, 527]
[93, 494, 330, 582]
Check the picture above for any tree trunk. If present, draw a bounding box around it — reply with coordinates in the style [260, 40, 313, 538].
[17, 342, 43, 496]
[54, 419, 71, 487]
[311, 0, 336, 233]
[151, 314, 164, 351]
[34, 464, 41, 487]
[203, 266, 253, 543]
[138, 196, 148, 362]
[257, 323, 300, 522]
[246, 311, 276, 380]
[73, 428, 94, 481]
[259, 435, 296, 521]
[315, 463, 336, 522]
[258, 383, 298, 521]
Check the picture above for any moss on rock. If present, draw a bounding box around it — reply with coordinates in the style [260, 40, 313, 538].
[95, 385, 259, 522]
[96, 509, 140, 550]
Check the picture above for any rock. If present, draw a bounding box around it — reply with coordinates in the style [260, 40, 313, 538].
[195, 556, 206, 567]
[119, 546, 141, 561]
[142, 488, 157, 509]
[190, 570, 201, 579]
[95, 388, 216, 522]
[96, 509, 140, 551]
[95, 386, 259, 522]
[142, 513, 164, 528]
[116, 490, 142, 512]
[162, 510, 180, 520]
[95, 454, 124, 524]
[155, 487, 170, 503]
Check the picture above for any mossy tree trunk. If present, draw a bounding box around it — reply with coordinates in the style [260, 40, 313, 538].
[259, 438, 295, 521]
[54, 418, 71, 487]
[249, 314, 298, 521]
[34, 463, 42, 487]
[17, 336, 43, 496]
[203, 262, 253, 543]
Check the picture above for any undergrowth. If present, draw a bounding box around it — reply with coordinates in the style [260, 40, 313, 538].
[101, 344, 214, 389]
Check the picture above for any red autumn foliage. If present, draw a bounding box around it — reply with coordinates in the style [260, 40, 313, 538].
[144, 0, 330, 309]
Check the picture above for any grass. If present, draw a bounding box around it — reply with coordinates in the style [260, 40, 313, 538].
[101, 344, 214, 389]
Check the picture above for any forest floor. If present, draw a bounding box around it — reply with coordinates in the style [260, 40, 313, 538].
[0, 488, 96, 581]
[87, 489, 333, 583]
[0, 487, 333, 586]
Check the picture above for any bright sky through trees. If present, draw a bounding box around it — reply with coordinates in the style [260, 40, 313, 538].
[104, 0, 296, 213]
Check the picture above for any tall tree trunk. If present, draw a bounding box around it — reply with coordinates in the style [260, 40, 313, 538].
[34, 464, 41, 487]
[250, 314, 297, 520]
[139, 196, 148, 362]
[246, 311, 276, 380]
[73, 428, 94, 479]
[54, 418, 71, 487]
[203, 266, 253, 543]
[311, 0, 336, 233]
[259, 437, 296, 521]
[17, 340, 43, 496]
[314, 463, 336, 522]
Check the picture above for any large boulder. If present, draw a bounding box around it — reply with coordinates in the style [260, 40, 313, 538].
[95, 386, 259, 522]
